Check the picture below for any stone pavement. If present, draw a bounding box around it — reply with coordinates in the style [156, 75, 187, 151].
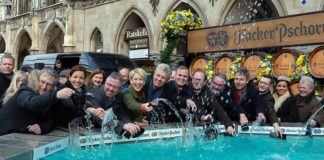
[0, 130, 69, 160]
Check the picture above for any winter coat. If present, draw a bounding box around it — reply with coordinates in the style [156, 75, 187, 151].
[259, 91, 278, 125]
[225, 80, 266, 121]
[0, 72, 11, 98]
[87, 85, 132, 135]
[0, 84, 57, 135]
[278, 93, 324, 125]
[144, 79, 180, 122]
[54, 81, 87, 128]
[123, 85, 146, 122]
[192, 85, 233, 128]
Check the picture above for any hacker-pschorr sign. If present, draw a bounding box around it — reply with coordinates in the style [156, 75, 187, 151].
[188, 11, 324, 53]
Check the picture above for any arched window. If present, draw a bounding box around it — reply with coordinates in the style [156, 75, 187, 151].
[19, 0, 31, 15]
[48, 0, 59, 5]
[90, 29, 103, 52]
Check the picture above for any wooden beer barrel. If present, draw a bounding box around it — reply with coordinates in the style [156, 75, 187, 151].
[242, 54, 263, 80]
[214, 55, 232, 77]
[271, 49, 301, 77]
[290, 81, 299, 96]
[190, 56, 206, 76]
[308, 46, 324, 78]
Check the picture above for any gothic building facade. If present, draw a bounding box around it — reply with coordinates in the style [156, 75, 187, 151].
[0, 0, 323, 70]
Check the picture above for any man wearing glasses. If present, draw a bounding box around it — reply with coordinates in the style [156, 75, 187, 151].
[258, 74, 283, 137]
[0, 69, 75, 135]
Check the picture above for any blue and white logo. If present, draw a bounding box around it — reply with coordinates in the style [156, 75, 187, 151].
[301, 0, 308, 5]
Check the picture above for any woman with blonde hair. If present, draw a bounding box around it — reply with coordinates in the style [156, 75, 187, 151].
[123, 68, 155, 123]
[1, 71, 28, 105]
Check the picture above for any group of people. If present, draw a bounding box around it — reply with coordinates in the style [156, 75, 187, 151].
[0, 53, 323, 139]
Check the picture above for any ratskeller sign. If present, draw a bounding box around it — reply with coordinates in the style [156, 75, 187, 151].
[188, 11, 324, 53]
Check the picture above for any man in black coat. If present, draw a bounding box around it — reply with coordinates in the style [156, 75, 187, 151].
[144, 63, 179, 123]
[229, 68, 266, 125]
[212, 69, 266, 125]
[86, 72, 142, 136]
[191, 70, 235, 135]
[0, 54, 15, 98]
[0, 69, 75, 136]
[258, 75, 283, 136]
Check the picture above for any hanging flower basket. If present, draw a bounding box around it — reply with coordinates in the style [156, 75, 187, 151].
[288, 54, 309, 82]
[255, 55, 273, 82]
[160, 10, 202, 64]
[227, 56, 242, 80]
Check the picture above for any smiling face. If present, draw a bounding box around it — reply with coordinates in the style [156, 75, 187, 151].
[130, 73, 145, 92]
[104, 77, 121, 98]
[212, 76, 226, 94]
[92, 73, 104, 86]
[192, 71, 205, 90]
[276, 81, 288, 96]
[258, 77, 271, 93]
[153, 69, 168, 89]
[69, 71, 85, 89]
[234, 74, 248, 90]
[39, 74, 55, 95]
[298, 82, 313, 97]
[1, 58, 14, 75]
[175, 69, 189, 87]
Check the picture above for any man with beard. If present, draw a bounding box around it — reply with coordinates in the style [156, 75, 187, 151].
[191, 70, 235, 135]
[211, 69, 266, 126]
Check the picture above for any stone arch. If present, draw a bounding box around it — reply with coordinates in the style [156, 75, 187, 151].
[0, 33, 6, 53]
[321, 1, 324, 10]
[41, 20, 65, 53]
[218, 0, 281, 25]
[157, 1, 207, 51]
[89, 27, 103, 52]
[13, 28, 32, 69]
[114, 6, 153, 55]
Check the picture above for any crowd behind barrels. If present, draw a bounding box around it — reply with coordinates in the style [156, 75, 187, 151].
[0, 53, 324, 138]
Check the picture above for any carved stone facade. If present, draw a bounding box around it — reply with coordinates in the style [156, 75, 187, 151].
[0, 0, 323, 69]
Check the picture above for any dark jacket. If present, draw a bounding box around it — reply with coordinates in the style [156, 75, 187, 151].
[278, 92, 324, 125]
[0, 72, 12, 98]
[87, 85, 132, 135]
[144, 79, 179, 122]
[123, 85, 146, 122]
[0, 84, 57, 135]
[163, 81, 193, 122]
[54, 81, 87, 128]
[225, 80, 266, 121]
[259, 91, 278, 125]
[192, 85, 233, 128]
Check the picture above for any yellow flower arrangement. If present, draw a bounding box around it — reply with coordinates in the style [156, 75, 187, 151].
[288, 54, 309, 81]
[160, 10, 202, 41]
[227, 57, 242, 80]
[256, 55, 272, 81]
[205, 59, 214, 80]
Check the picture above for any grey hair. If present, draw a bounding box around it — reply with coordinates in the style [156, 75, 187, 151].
[1, 53, 15, 64]
[299, 76, 315, 90]
[154, 63, 171, 80]
[107, 71, 123, 83]
[213, 72, 227, 82]
[39, 68, 59, 81]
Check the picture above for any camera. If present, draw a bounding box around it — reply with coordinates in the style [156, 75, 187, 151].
[122, 128, 145, 139]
